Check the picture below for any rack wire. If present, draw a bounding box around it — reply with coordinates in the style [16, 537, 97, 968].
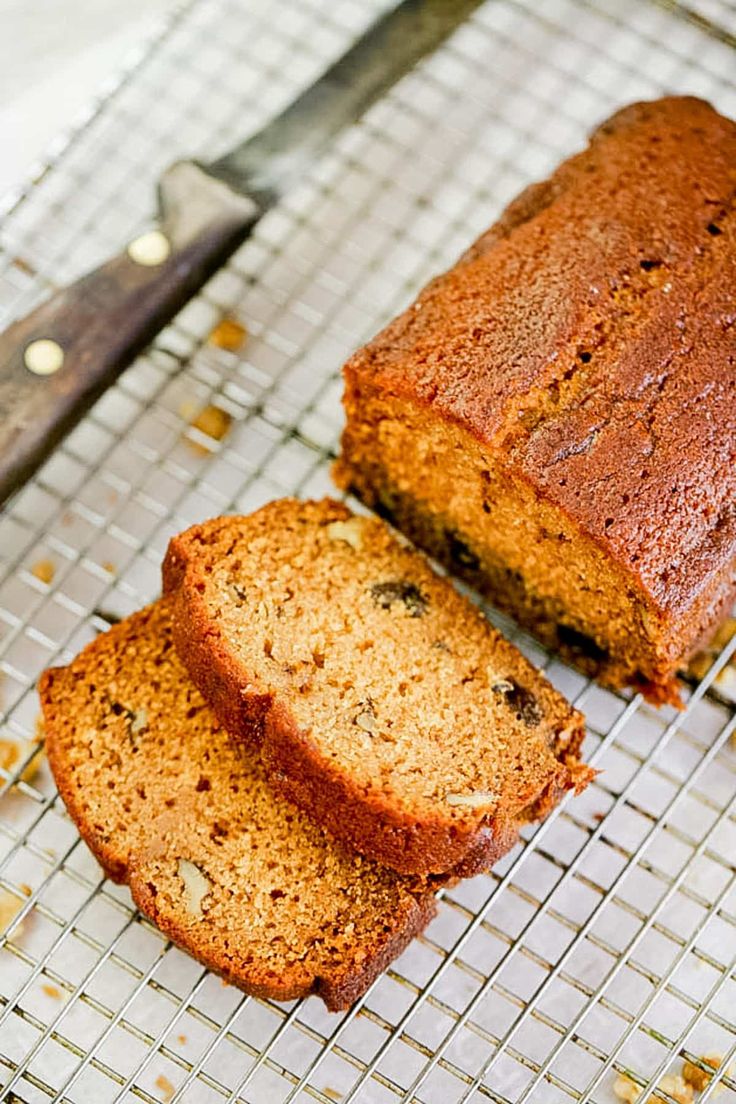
[1, 0, 735, 1100]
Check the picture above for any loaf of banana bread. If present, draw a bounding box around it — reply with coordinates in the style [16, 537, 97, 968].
[335, 96, 736, 704]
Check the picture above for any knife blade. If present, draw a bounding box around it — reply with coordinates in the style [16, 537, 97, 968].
[0, 0, 482, 506]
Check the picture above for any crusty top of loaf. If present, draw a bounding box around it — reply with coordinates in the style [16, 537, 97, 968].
[344, 97, 736, 614]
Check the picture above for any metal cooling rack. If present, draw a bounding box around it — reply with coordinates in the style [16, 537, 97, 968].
[1, 0, 736, 1101]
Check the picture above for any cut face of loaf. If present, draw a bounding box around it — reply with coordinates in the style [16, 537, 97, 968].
[335, 96, 736, 705]
[163, 498, 591, 876]
[39, 601, 437, 1011]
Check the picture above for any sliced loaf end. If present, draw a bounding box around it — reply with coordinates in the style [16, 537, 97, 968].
[39, 600, 436, 1010]
[164, 498, 593, 876]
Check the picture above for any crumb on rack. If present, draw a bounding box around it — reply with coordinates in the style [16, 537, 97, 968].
[614, 1062, 733, 1104]
[155, 1074, 175, 1103]
[324, 1089, 342, 1102]
[182, 403, 233, 454]
[42, 983, 61, 1000]
[101, 561, 117, 575]
[31, 559, 55, 585]
[0, 736, 44, 784]
[176, 1033, 187, 1045]
[682, 1053, 729, 1095]
[0, 889, 24, 935]
[208, 316, 247, 351]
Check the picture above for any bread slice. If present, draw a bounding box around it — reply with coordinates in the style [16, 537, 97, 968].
[39, 600, 437, 1011]
[163, 498, 592, 876]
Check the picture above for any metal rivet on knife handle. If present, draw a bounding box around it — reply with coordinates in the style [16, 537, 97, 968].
[127, 229, 171, 266]
[24, 339, 65, 376]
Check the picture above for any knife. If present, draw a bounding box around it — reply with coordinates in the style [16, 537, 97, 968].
[0, 0, 481, 506]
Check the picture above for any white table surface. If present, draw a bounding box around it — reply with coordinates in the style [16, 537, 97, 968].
[0, 0, 178, 199]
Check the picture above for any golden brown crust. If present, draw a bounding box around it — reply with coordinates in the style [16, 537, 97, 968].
[337, 97, 736, 703]
[163, 499, 592, 876]
[39, 601, 439, 1012]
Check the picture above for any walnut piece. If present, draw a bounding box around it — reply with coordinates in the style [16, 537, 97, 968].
[326, 518, 365, 551]
[354, 710, 376, 733]
[446, 791, 498, 808]
[129, 708, 148, 736]
[176, 859, 212, 919]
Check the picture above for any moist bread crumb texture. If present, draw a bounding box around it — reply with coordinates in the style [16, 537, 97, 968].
[163, 498, 591, 876]
[38, 600, 436, 1011]
[335, 96, 736, 705]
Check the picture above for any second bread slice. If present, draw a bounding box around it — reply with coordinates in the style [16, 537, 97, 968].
[164, 498, 592, 875]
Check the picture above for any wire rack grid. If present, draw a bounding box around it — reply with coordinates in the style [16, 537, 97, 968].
[1, 0, 735, 1101]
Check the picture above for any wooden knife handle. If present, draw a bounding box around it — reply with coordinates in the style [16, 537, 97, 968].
[0, 163, 258, 505]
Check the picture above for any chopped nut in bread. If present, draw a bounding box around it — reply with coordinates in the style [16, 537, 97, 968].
[177, 858, 211, 919]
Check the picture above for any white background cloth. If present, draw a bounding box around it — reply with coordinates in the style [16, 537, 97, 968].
[0, 0, 176, 197]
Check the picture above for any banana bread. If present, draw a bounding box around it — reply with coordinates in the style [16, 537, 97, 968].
[335, 96, 736, 705]
[39, 600, 437, 1011]
[163, 498, 591, 876]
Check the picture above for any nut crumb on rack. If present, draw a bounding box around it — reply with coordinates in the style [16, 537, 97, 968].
[42, 983, 61, 1000]
[101, 561, 117, 575]
[155, 1074, 175, 1103]
[208, 316, 247, 351]
[176, 1033, 187, 1045]
[31, 559, 55, 585]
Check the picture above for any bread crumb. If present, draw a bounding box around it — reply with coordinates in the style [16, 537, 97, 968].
[0, 737, 20, 774]
[208, 317, 247, 352]
[0, 736, 44, 784]
[689, 618, 736, 702]
[185, 404, 232, 454]
[176, 1033, 187, 1045]
[155, 1074, 175, 1103]
[682, 1054, 728, 1095]
[31, 559, 55, 584]
[42, 983, 61, 999]
[615, 1071, 699, 1104]
[0, 889, 24, 934]
[657, 1074, 693, 1103]
[101, 561, 117, 575]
